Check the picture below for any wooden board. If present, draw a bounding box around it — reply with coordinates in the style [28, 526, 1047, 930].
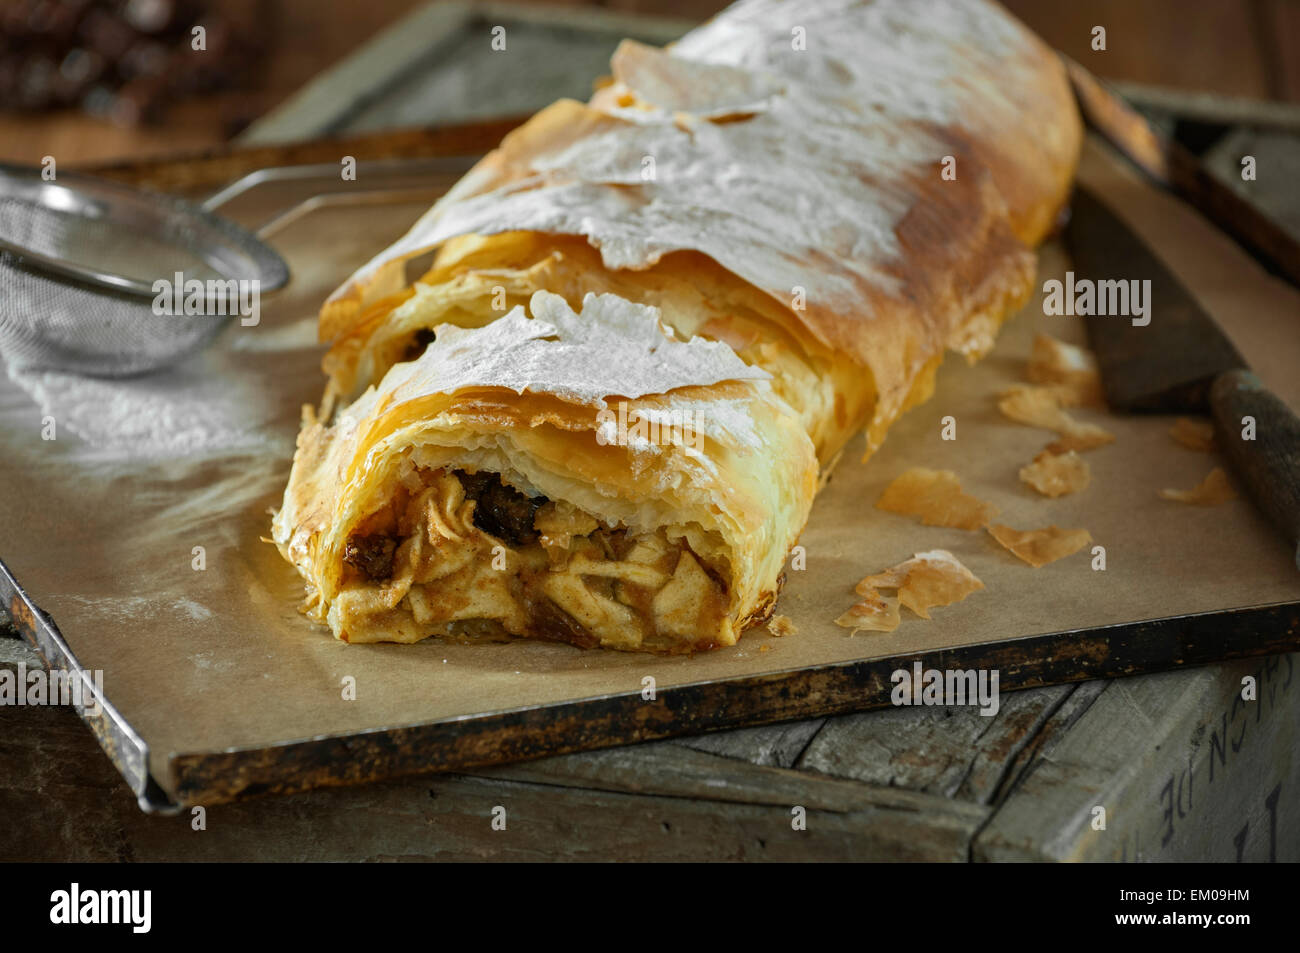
[5, 630, 1294, 861]
[3, 130, 1299, 816]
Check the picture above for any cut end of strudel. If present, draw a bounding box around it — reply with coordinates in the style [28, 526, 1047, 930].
[272, 0, 1083, 653]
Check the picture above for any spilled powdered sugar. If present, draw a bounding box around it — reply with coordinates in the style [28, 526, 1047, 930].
[3, 336, 285, 460]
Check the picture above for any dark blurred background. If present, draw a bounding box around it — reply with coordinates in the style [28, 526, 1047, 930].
[0, 0, 1297, 164]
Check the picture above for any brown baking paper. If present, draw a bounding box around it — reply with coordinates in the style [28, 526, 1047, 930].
[2, 137, 1298, 806]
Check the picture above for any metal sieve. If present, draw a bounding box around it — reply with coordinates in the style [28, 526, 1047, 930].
[0, 162, 289, 378]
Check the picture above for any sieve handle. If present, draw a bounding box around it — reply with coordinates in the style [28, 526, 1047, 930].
[202, 157, 475, 239]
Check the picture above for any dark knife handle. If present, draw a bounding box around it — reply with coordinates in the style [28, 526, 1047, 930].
[1209, 370, 1300, 570]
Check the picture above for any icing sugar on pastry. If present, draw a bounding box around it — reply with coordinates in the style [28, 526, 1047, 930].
[325, 0, 1078, 437]
[376, 290, 771, 412]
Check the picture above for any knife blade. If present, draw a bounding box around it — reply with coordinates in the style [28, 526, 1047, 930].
[1065, 186, 1300, 569]
[1066, 187, 1248, 412]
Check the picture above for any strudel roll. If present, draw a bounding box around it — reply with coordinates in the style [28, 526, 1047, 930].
[273, 0, 1082, 652]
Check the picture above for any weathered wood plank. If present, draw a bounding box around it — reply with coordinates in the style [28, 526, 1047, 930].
[472, 746, 986, 861]
[0, 701, 983, 861]
[672, 718, 825, 768]
[134, 773, 971, 862]
[6, 607, 986, 860]
[954, 686, 1081, 804]
[975, 655, 1300, 861]
[474, 740, 985, 815]
[988, 680, 1110, 807]
[796, 684, 1073, 803]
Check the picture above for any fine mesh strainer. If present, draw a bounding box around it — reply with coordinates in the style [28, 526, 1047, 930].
[0, 162, 289, 378]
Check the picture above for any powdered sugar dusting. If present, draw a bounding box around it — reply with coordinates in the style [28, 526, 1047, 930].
[380, 290, 769, 411]
[330, 0, 1052, 327]
[4, 345, 282, 459]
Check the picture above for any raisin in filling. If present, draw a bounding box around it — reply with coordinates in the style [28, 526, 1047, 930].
[459, 471, 548, 545]
[342, 533, 397, 580]
[402, 327, 437, 362]
[336, 466, 730, 651]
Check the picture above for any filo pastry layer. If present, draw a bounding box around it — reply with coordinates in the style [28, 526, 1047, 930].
[274, 292, 816, 651]
[273, 0, 1082, 652]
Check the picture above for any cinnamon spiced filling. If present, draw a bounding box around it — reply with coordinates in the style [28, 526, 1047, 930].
[334, 466, 730, 652]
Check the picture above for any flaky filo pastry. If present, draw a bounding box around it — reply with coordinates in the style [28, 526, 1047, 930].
[273, 0, 1082, 652]
[276, 292, 815, 651]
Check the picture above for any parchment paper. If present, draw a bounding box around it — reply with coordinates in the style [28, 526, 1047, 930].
[3, 137, 1298, 805]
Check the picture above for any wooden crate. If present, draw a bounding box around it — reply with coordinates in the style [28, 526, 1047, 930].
[3, 624, 1295, 860]
[3, 2, 1298, 861]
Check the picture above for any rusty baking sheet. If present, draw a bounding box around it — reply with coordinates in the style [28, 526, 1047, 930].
[1065, 59, 1300, 290]
[2, 136, 1299, 811]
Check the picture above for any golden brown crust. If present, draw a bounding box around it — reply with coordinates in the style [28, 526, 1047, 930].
[316, 1, 1079, 462]
[278, 0, 1083, 653]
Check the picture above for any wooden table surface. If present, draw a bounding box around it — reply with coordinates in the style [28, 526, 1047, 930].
[2, 0, 1298, 166]
[3, 0, 1299, 862]
[3, 619, 1296, 861]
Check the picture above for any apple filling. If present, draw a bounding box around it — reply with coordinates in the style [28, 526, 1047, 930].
[329, 466, 731, 652]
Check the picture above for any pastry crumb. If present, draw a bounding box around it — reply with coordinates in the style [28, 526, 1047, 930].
[1169, 417, 1216, 452]
[998, 385, 1115, 452]
[835, 586, 901, 633]
[836, 550, 983, 632]
[1026, 333, 1103, 406]
[988, 523, 1091, 568]
[1019, 449, 1090, 498]
[876, 467, 997, 530]
[766, 614, 797, 638]
[1160, 467, 1236, 505]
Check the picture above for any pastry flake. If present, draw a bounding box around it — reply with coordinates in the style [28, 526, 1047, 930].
[766, 614, 797, 638]
[876, 467, 998, 531]
[988, 524, 1092, 568]
[853, 549, 984, 620]
[1159, 467, 1237, 505]
[1169, 417, 1216, 452]
[1019, 449, 1091, 498]
[1026, 333, 1103, 407]
[834, 588, 902, 634]
[998, 385, 1115, 452]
